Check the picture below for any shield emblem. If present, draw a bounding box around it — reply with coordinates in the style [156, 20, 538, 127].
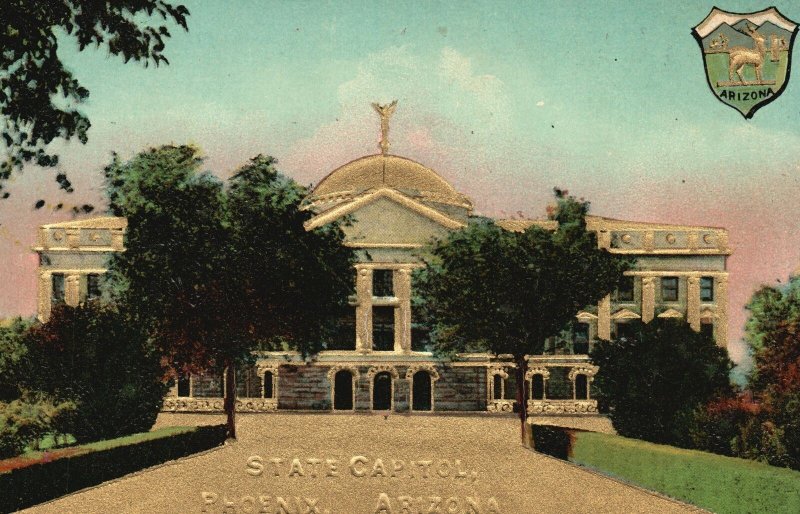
[693, 7, 798, 118]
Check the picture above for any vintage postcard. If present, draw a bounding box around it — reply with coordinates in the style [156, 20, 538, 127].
[1, 1, 799, 513]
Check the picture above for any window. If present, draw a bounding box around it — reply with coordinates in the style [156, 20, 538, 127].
[236, 367, 262, 398]
[372, 269, 394, 297]
[575, 374, 589, 400]
[177, 375, 190, 397]
[615, 276, 635, 302]
[51, 274, 65, 304]
[661, 277, 679, 302]
[700, 277, 714, 302]
[531, 374, 545, 400]
[264, 371, 274, 399]
[87, 273, 101, 300]
[372, 306, 395, 351]
[616, 322, 636, 340]
[573, 323, 590, 354]
[700, 322, 714, 340]
[493, 374, 503, 400]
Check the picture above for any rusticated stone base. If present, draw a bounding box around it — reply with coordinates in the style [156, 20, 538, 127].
[527, 399, 598, 415]
[487, 399, 515, 413]
[162, 397, 277, 413]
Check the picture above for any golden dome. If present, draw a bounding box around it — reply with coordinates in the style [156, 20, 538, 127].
[305, 154, 472, 210]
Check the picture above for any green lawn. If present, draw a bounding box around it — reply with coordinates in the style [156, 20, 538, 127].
[570, 431, 800, 514]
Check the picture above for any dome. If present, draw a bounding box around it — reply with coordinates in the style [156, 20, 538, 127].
[304, 154, 472, 211]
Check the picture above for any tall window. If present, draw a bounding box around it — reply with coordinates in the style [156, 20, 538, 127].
[492, 374, 503, 400]
[51, 273, 65, 304]
[700, 322, 714, 340]
[372, 306, 395, 351]
[87, 273, 101, 300]
[372, 269, 394, 297]
[661, 277, 679, 302]
[615, 276, 634, 302]
[573, 323, 590, 354]
[700, 277, 714, 302]
[177, 375, 190, 397]
[263, 371, 274, 399]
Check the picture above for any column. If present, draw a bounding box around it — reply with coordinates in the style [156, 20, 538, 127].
[687, 275, 701, 331]
[597, 295, 611, 340]
[597, 230, 611, 249]
[394, 268, 412, 353]
[355, 267, 373, 352]
[38, 271, 53, 322]
[716, 274, 729, 348]
[641, 276, 656, 323]
[65, 274, 81, 306]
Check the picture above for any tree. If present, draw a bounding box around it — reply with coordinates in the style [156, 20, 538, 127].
[740, 277, 800, 469]
[415, 190, 632, 445]
[20, 303, 167, 443]
[0, 0, 189, 197]
[104, 146, 354, 438]
[0, 317, 32, 401]
[591, 318, 733, 447]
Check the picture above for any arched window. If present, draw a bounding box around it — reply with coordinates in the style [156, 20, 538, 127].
[575, 374, 588, 400]
[333, 370, 354, 410]
[412, 371, 432, 411]
[531, 374, 545, 400]
[372, 372, 392, 411]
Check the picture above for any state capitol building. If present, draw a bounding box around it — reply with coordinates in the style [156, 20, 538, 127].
[32, 108, 731, 418]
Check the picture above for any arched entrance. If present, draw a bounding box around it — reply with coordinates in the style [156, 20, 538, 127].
[333, 370, 354, 410]
[412, 371, 432, 411]
[372, 372, 392, 411]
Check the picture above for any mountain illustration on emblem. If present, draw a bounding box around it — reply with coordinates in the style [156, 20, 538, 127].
[693, 7, 798, 118]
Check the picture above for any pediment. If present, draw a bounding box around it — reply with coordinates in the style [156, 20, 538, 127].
[576, 311, 598, 321]
[699, 308, 718, 320]
[611, 308, 641, 320]
[304, 188, 464, 231]
[657, 308, 684, 319]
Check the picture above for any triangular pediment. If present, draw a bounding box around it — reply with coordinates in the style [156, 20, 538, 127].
[699, 308, 718, 320]
[657, 308, 684, 319]
[304, 188, 464, 231]
[576, 311, 598, 321]
[611, 308, 641, 320]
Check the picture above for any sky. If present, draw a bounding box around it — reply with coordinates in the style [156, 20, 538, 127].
[1, 0, 799, 374]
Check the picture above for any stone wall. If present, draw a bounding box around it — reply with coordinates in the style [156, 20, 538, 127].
[277, 365, 331, 410]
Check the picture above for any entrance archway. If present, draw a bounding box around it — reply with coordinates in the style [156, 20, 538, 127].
[412, 371, 432, 411]
[372, 372, 392, 411]
[333, 370, 354, 410]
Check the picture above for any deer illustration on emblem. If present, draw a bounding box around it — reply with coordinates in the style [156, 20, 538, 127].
[726, 23, 769, 84]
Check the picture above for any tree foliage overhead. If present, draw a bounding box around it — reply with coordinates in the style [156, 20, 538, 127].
[415, 191, 633, 358]
[104, 145, 355, 437]
[0, 0, 189, 196]
[591, 318, 733, 448]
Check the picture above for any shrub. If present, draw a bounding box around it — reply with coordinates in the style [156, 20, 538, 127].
[20, 303, 168, 443]
[0, 395, 75, 459]
[0, 318, 33, 401]
[691, 395, 761, 456]
[591, 318, 733, 447]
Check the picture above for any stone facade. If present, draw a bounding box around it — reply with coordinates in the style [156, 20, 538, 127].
[32, 130, 731, 416]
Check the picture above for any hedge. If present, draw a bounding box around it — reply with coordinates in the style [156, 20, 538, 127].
[0, 424, 226, 512]
[530, 424, 800, 514]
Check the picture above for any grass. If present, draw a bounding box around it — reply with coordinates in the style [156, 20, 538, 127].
[570, 431, 800, 514]
[1, 426, 196, 473]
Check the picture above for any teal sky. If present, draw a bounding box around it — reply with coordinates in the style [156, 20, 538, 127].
[3, 0, 800, 373]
